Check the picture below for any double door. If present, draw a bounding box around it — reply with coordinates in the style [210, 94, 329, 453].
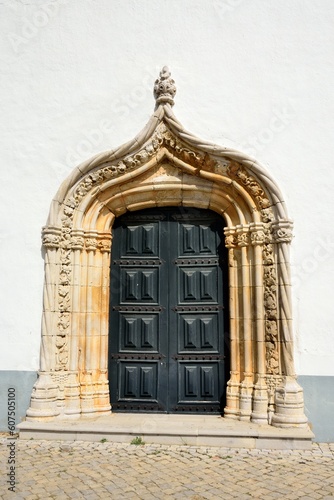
[109, 207, 227, 413]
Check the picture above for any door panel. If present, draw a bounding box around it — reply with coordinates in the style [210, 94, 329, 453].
[120, 314, 159, 351]
[180, 223, 218, 255]
[124, 223, 159, 256]
[178, 314, 219, 351]
[179, 266, 218, 303]
[109, 208, 227, 414]
[179, 363, 218, 399]
[120, 363, 158, 399]
[120, 268, 159, 303]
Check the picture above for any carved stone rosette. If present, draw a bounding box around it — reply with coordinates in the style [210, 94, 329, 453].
[26, 68, 307, 431]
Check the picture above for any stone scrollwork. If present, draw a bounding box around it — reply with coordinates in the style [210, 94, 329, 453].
[227, 163, 271, 211]
[263, 243, 275, 265]
[263, 239, 279, 375]
[264, 266, 276, 287]
[261, 208, 275, 224]
[56, 247, 71, 371]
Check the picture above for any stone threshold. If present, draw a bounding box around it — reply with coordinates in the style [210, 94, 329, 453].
[17, 413, 314, 449]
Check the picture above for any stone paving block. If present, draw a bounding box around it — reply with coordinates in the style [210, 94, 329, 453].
[1, 437, 334, 499]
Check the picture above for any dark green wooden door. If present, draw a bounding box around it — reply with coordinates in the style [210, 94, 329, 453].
[109, 208, 228, 413]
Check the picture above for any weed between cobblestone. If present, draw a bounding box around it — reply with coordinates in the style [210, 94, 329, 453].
[130, 436, 145, 445]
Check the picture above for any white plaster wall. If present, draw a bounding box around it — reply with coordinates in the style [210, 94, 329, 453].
[1, 0, 333, 375]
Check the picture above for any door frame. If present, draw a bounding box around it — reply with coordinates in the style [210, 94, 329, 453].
[26, 68, 308, 429]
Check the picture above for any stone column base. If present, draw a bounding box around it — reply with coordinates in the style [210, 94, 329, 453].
[272, 377, 308, 428]
[26, 372, 60, 421]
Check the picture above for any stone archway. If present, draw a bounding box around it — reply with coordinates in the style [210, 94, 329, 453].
[26, 67, 308, 429]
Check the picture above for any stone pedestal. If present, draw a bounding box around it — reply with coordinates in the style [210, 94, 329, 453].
[272, 377, 308, 428]
[26, 373, 60, 420]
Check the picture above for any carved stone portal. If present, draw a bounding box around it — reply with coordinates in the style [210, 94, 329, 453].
[26, 68, 308, 429]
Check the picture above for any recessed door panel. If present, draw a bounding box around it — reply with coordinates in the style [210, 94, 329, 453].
[120, 268, 159, 303]
[120, 362, 158, 400]
[120, 314, 159, 351]
[178, 363, 219, 401]
[179, 267, 218, 303]
[124, 223, 159, 256]
[178, 314, 218, 352]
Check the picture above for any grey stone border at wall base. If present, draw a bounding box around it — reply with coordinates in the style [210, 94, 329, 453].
[0, 371, 37, 431]
[1, 372, 333, 443]
[299, 375, 334, 443]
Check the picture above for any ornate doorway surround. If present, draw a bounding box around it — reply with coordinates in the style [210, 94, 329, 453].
[26, 67, 308, 428]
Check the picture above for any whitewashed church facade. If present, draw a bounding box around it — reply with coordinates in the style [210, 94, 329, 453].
[1, 1, 333, 442]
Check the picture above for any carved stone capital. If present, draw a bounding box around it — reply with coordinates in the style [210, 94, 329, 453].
[271, 220, 294, 243]
[42, 226, 62, 248]
[98, 239, 112, 253]
[84, 231, 99, 251]
[154, 66, 176, 106]
[236, 225, 250, 247]
[249, 222, 266, 246]
[69, 237, 84, 249]
[224, 227, 237, 248]
[85, 238, 98, 251]
[237, 233, 250, 247]
[69, 230, 85, 250]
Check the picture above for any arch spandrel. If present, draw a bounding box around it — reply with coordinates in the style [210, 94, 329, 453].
[28, 67, 308, 430]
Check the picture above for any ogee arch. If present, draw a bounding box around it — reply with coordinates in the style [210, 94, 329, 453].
[27, 68, 307, 428]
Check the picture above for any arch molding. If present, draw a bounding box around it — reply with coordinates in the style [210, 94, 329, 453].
[26, 68, 308, 429]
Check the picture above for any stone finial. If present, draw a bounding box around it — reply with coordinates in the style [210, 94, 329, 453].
[153, 66, 176, 106]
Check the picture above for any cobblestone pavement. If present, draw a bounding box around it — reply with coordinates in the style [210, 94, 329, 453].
[1, 435, 334, 499]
